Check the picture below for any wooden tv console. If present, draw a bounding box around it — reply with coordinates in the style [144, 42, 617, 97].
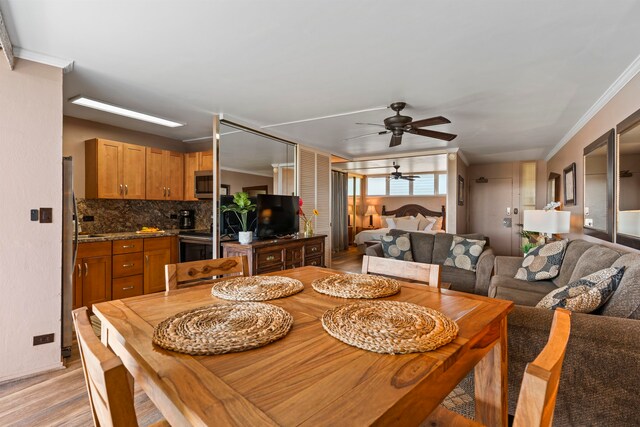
[221, 235, 326, 276]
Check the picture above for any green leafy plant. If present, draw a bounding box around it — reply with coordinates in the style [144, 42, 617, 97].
[220, 192, 256, 232]
[520, 230, 542, 254]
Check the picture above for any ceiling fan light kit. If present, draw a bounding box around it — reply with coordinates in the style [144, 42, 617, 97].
[354, 101, 457, 147]
[389, 162, 419, 181]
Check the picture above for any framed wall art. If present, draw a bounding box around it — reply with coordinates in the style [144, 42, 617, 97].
[563, 163, 576, 206]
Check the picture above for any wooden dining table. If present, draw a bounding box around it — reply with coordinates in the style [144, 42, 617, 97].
[93, 266, 513, 427]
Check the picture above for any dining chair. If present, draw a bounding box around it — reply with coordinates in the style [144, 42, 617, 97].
[361, 255, 441, 288]
[72, 307, 169, 427]
[165, 255, 250, 294]
[423, 308, 572, 427]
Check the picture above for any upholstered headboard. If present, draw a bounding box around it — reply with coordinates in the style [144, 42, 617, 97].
[381, 204, 446, 231]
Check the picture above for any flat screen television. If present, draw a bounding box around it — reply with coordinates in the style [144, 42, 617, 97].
[256, 194, 300, 239]
[220, 195, 258, 238]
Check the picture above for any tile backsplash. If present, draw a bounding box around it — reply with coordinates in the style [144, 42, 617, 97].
[77, 198, 213, 233]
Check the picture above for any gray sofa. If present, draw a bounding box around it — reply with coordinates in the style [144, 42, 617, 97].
[490, 240, 640, 426]
[365, 231, 495, 295]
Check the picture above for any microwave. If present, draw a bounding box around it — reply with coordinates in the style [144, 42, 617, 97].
[194, 170, 214, 199]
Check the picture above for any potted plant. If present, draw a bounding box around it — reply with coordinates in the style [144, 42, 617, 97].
[221, 192, 257, 244]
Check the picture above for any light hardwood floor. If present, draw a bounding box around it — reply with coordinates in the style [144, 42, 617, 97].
[0, 250, 364, 426]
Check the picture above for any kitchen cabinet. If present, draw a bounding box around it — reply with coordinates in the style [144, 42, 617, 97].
[85, 138, 145, 199]
[146, 148, 184, 200]
[143, 237, 172, 294]
[74, 241, 112, 310]
[221, 235, 326, 275]
[199, 150, 214, 170]
[183, 151, 213, 201]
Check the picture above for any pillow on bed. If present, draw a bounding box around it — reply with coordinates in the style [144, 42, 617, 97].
[385, 215, 410, 229]
[416, 213, 436, 231]
[429, 216, 443, 231]
[395, 216, 420, 231]
[381, 215, 399, 228]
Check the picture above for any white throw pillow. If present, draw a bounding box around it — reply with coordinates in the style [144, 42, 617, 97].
[380, 215, 395, 228]
[395, 216, 420, 231]
[422, 218, 437, 231]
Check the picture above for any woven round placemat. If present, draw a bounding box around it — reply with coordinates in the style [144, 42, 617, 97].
[211, 276, 304, 301]
[311, 273, 400, 299]
[152, 302, 293, 355]
[321, 301, 458, 354]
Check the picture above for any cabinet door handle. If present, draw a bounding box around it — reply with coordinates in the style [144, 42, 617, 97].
[119, 184, 123, 195]
[145, 255, 149, 264]
[122, 263, 134, 268]
[121, 244, 135, 249]
[266, 255, 275, 261]
[167, 187, 171, 197]
[310, 260, 318, 266]
[121, 286, 134, 291]
[125, 184, 128, 195]
[311, 247, 318, 252]
[84, 262, 88, 276]
[77, 264, 82, 278]
[163, 187, 166, 197]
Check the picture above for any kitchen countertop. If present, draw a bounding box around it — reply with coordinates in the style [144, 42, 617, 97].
[77, 229, 181, 243]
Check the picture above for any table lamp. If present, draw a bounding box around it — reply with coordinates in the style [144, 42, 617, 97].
[348, 204, 353, 226]
[523, 210, 571, 240]
[365, 205, 378, 228]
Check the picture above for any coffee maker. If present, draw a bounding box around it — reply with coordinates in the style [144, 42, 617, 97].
[179, 209, 195, 229]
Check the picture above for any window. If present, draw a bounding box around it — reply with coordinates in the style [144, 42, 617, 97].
[389, 179, 410, 195]
[437, 173, 447, 195]
[366, 172, 448, 196]
[348, 177, 361, 196]
[413, 174, 436, 195]
[366, 177, 386, 196]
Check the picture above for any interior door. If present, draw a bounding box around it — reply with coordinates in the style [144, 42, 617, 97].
[470, 178, 514, 256]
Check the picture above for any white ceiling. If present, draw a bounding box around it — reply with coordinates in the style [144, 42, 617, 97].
[333, 154, 447, 176]
[3, 0, 640, 164]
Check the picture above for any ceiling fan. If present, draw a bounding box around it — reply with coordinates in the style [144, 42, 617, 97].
[350, 102, 457, 147]
[389, 162, 419, 181]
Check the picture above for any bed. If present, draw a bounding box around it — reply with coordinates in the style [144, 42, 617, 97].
[354, 204, 446, 249]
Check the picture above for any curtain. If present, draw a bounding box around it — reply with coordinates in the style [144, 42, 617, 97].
[331, 170, 349, 252]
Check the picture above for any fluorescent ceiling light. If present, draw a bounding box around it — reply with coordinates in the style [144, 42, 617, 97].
[69, 96, 184, 128]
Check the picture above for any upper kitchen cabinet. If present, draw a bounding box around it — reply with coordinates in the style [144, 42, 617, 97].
[85, 139, 145, 199]
[184, 152, 199, 201]
[146, 148, 184, 200]
[199, 150, 214, 170]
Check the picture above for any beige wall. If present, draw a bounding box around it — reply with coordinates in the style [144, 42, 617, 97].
[547, 72, 640, 253]
[63, 116, 186, 197]
[0, 59, 63, 382]
[221, 169, 273, 195]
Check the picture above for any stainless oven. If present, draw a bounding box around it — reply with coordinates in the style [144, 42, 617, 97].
[195, 170, 214, 199]
[178, 231, 214, 262]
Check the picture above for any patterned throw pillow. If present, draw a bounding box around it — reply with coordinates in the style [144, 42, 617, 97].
[380, 233, 414, 261]
[515, 240, 567, 281]
[536, 267, 625, 313]
[444, 236, 486, 272]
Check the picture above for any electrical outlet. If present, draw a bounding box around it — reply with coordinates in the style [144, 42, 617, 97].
[82, 215, 94, 222]
[33, 333, 55, 346]
[39, 208, 53, 223]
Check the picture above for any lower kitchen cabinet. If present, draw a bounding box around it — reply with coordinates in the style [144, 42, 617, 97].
[75, 236, 178, 309]
[143, 237, 172, 294]
[74, 241, 112, 310]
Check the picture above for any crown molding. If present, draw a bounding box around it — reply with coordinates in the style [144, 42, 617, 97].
[13, 47, 74, 73]
[545, 53, 640, 161]
[219, 166, 273, 178]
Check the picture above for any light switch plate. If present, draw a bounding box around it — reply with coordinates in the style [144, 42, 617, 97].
[31, 209, 39, 221]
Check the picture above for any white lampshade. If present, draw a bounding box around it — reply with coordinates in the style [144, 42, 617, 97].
[523, 210, 570, 234]
[618, 210, 640, 236]
[365, 205, 378, 217]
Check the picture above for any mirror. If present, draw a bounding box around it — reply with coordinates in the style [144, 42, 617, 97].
[583, 129, 614, 242]
[616, 108, 640, 249]
[547, 172, 560, 204]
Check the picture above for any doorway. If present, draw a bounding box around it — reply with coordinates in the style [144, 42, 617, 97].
[469, 178, 514, 256]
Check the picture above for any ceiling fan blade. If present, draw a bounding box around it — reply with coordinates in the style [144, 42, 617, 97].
[344, 131, 389, 141]
[404, 175, 420, 178]
[389, 134, 403, 147]
[401, 177, 415, 181]
[407, 116, 451, 128]
[408, 128, 457, 141]
[356, 122, 386, 128]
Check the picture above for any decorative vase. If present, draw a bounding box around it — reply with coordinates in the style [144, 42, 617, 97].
[304, 220, 314, 237]
[238, 231, 253, 244]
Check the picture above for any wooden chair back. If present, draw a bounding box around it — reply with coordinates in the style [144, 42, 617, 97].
[165, 256, 250, 294]
[513, 308, 572, 427]
[361, 255, 441, 288]
[422, 308, 572, 427]
[72, 307, 138, 427]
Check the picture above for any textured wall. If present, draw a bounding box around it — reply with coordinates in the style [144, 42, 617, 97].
[77, 199, 213, 233]
[0, 59, 63, 382]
